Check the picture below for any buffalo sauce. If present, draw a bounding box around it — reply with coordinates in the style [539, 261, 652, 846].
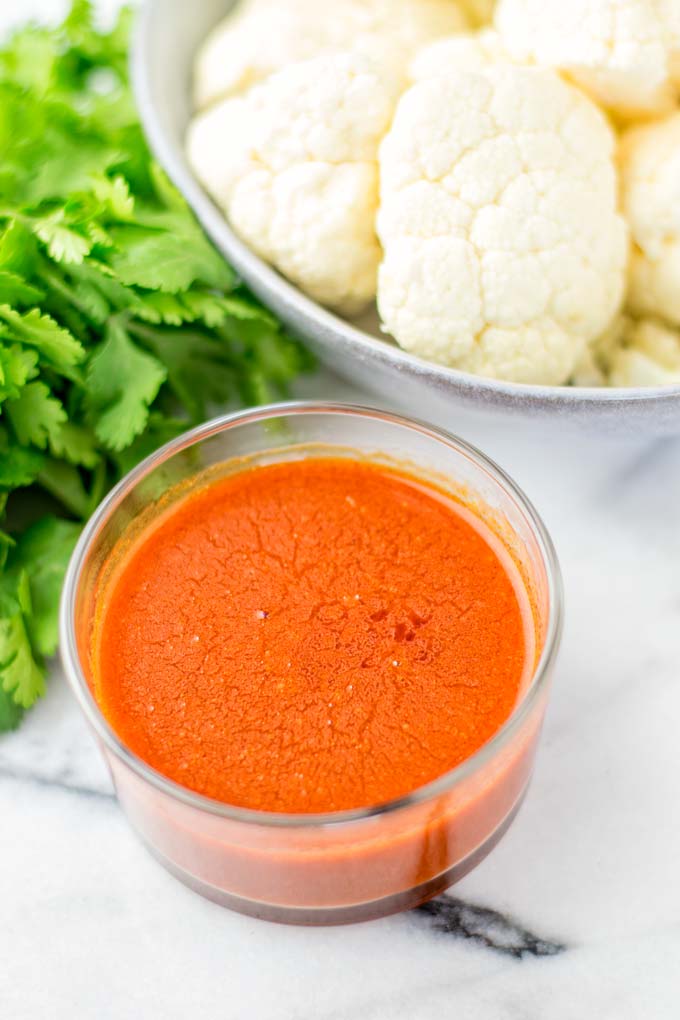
[93, 458, 531, 813]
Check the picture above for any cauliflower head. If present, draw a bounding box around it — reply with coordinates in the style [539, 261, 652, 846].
[376, 66, 628, 384]
[494, 0, 680, 119]
[194, 0, 467, 109]
[620, 112, 680, 329]
[188, 53, 399, 315]
[607, 318, 680, 386]
[573, 314, 680, 387]
[410, 29, 507, 81]
[570, 314, 627, 385]
[458, 0, 497, 28]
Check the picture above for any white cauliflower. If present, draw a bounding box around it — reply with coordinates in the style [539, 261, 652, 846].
[573, 314, 680, 386]
[187, 53, 399, 315]
[194, 0, 467, 109]
[570, 346, 609, 387]
[607, 318, 680, 386]
[494, 0, 680, 120]
[571, 314, 629, 385]
[458, 0, 496, 28]
[410, 29, 507, 81]
[620, 112, 680, 329]
[376, 66, 628, 384]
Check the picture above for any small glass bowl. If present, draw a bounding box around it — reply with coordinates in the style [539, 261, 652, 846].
[60, 403, 563, 925]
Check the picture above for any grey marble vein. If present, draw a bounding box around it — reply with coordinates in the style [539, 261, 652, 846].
[414, 896, 566, 959]
[0, 763, 115, 801]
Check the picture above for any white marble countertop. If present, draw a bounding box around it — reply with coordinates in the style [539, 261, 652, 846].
[2, 3, 680, 1017]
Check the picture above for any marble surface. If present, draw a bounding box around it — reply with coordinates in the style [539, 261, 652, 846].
[2, 3, 680, 1016]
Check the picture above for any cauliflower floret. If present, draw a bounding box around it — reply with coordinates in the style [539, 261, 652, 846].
[620, 112, 680, 329]
[194, 0, 467, 109]
[607, 318, 680, 386]
[570, 346, 609, 387]
[571, 314, 629, 385]
[574, 315, 680, 386]
[410, 29, 507, 80]
[188, 53, 399, 315]
[458, 0, 496, 28]
[494, 0, 680, 120]
[376, 66, 628, 385]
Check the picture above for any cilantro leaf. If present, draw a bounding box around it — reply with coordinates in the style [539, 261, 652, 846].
[0, 430, 44, 490]
[11, 517, 81, 656]
[0, 685, 23, 731]
[37, 260, 117, 326]
[0, 524, 11, 571]
[92, 174, 135, 220]
[0, 305, 84, 372]
[0, 567, 45, 710]
[183, 291, 240, 328]
[0, 271, 44, 306]
[0, 344, 39, 402]
[70, 262, 141, 315]
[130, 322, 235, 422]
[5, 381, 67, 448]
[32, 210, 93, 264]
[108, 215, 236, 293]
[35, 458, 91, 520]
[111, 413, 186, 477]
[134, 289, 275, 330]
[0, 220, 38, 277]
[63, 0, 95, 36]
[86, 320, 167, 450]
[0, 27, 58, 94]
[134, 291, 193, 327]
[48, 421, 99, 468]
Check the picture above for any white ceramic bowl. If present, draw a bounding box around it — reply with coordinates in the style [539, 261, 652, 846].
[132, 0, 680, 437]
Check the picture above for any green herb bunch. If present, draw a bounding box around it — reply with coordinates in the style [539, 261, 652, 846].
[0, 1, 311, 730]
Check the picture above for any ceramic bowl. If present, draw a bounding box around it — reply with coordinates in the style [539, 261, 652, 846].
[132, 0, 680, 437]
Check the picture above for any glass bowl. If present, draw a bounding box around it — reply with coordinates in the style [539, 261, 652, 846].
[60, 402, 563, 925]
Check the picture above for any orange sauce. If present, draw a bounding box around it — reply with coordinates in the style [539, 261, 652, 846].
[94, 458, 530, 814]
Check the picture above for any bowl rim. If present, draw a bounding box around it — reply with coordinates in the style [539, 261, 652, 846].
[60, 401, 564, 829]
[130, 0, 680, 414]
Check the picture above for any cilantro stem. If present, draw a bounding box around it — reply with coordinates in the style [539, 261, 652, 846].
[125, 320, 166, 343]
[36, 460, 90, 519]
[86, 459, 108, 517]
[37, 260, 96, 323]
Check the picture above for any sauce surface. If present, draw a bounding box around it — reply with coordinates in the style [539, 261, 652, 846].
[94, 458, 530, 813]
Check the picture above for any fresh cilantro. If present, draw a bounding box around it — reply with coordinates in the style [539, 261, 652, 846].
[11, 517, 81, 657]
[0, 429, 45, 490]
[108, 216, 236, 293]
[0, 1, 312, 729]
[0, 271, 44, 306]
[0, 566, 45, 709]
[32, 210, 94, 265]
[0, 685, 24, 731]
[129, 322, 237, 422]
[48, 421, 99, 469]
[0, 305, 85, 372]
[5, 381, 67, 449]
[111, 413, 187, 478]
[86, 320, 167, 450]
[0, 221, 38, 277]
[0, 346, 39, 402]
